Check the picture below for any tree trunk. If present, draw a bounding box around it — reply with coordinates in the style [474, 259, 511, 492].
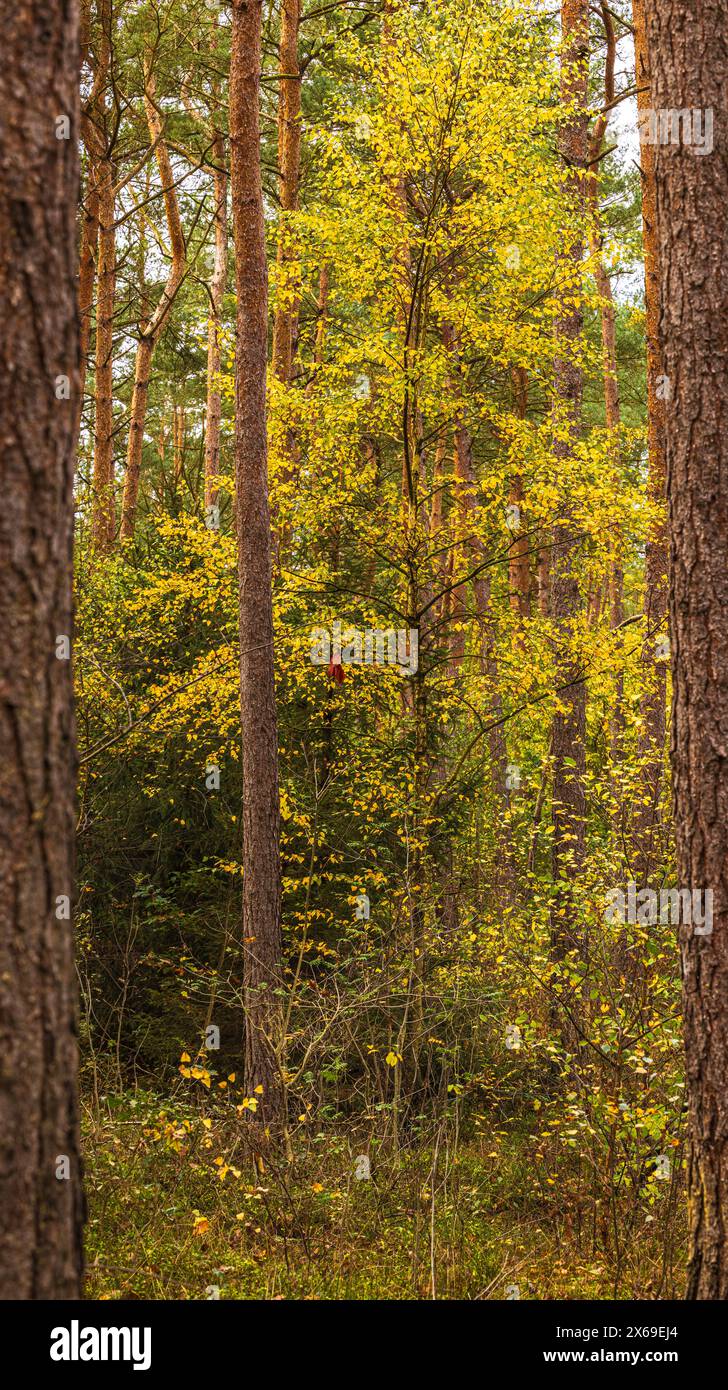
[77, 169, 99, 437]
[509, 366, 530, 622]
[120, 68, 186, 542]
[550, 0, 589, 966]
[630, 0, 669, 883]
[647, 0, 728, 1300]
[588, 3, 623, 757]
[0, 0, 85, 1297]
[205, 136, 227, 513]
[230, 0, 285, 1128]
[92, 158, 116, 550]
[272, 0, 302, 384]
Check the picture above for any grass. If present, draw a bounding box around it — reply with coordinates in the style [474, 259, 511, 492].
[81, 1090, 687, 1301]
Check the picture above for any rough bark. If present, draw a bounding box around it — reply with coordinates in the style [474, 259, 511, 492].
[0, 0, 85, 1297]
[230, 0, 285, 1126]
[120, 68, 186, 542]
[646, 0, 728, 1300]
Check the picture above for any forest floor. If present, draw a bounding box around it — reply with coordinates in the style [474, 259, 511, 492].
[82, 1092, 686, 1301]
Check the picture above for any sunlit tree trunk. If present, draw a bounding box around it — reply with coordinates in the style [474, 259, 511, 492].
[0, 0, 85, 1297]
[230, 0, 285, 1128]
[647, 0, 728, 1300]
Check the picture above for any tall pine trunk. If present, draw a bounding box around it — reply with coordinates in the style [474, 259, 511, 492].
[230, 0, 285, 1128]
[0, 0, 85, 1296]
[647, 0, 728, 1300]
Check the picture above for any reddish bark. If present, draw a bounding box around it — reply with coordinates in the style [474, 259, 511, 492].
[647, 0, 728, 1299]
[230, 0, 285, 1126]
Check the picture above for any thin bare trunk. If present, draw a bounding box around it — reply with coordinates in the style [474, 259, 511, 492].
[550, 0, 589, 972]
[205, 137, 227, 512]
[77, 172, 99, 433]
[509, 366, 530, 622]
[92, 160, 116, 550]
[120, 69, 186, 542]
[630, 0, 668, 882]
[272, 0, 302, 383]
[230, 0, 285, 1128]
[588, 3, 623, 753]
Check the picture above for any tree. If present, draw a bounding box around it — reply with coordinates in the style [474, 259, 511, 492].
[647, 0, 728, 1299]
[549, 0, 589, 971]
[120, 64, 186, 543]
[272, 0, 303, 385]
[0, 0, 84, 1296]
[181, 11, 229, 515]
[81, 0, 116, 551]
[230, 0, 285, 1127]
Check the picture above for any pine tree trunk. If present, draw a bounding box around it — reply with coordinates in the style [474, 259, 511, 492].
[230, 0, 285, 1128]
[0, 0, 85, 1297]
[647, 0, 728, 1300]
